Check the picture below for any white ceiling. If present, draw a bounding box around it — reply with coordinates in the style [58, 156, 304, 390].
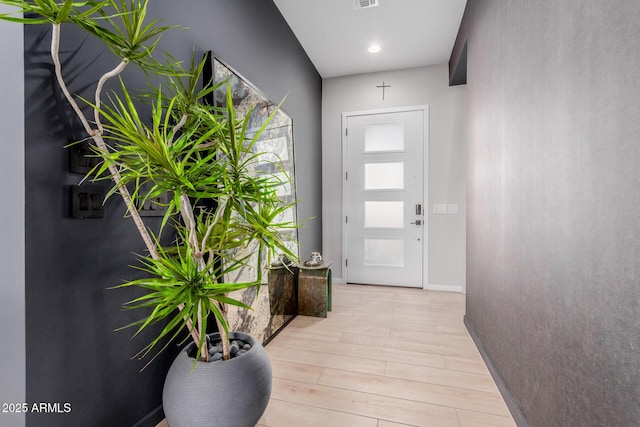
[273, 0, 467, 79]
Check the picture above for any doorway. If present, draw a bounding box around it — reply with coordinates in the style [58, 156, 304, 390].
[342, 106, 429, 287]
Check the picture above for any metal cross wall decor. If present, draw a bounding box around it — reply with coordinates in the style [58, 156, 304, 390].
[376, 81, 391, 100]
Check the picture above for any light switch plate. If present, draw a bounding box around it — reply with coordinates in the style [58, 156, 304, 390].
[71, 185, 105, 218]
[69, 140, 101, 174]
[447, 204, 459, 214]
[138, 192, 169, 217]
[433, 203, 448, 214]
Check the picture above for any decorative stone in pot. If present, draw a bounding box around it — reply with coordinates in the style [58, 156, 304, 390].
[162, 331, 272, 427]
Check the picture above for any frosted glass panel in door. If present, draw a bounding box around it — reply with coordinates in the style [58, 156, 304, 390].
[365, 162, 404, 190]
[364, 201, 404, 228]
[365, 239, 404, 267]
[364, 122, 405, 152]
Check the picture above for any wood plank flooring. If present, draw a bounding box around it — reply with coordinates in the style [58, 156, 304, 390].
[257, 284, 515, 427]
[158, 284, 515, 427]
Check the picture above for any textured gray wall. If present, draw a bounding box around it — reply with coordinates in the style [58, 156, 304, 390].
[463, 1, 640, 425]
[0, 5, 25, 427]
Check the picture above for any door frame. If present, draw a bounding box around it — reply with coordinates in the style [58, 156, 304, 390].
[341, 105, 430, 289]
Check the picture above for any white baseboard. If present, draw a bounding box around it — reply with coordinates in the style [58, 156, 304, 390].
[334, 279, 463, 293]
[425, 283, 464, 293]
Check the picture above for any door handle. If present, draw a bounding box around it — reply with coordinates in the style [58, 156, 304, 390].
[410, 220, 422, 225]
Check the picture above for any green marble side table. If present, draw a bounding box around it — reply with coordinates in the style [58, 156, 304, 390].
[298, 262, 332, 318]
[267, 265, 298, 316]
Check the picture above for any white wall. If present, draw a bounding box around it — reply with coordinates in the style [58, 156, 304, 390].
[0, 5, 25, 427]
[322, 64, 467, 290]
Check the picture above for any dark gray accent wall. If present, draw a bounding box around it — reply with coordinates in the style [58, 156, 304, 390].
[460, 1, 640, 426]
[22, 2, 321, 426]
[449, 40, 467, 86]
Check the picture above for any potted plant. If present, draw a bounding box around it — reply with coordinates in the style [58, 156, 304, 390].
[1, 1, 297, 426]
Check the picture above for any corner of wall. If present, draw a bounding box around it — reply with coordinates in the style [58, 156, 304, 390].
[464, 316, 528, 427]
[0, 6, 26, 427]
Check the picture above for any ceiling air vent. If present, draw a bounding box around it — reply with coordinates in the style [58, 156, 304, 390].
[352, 0, 379, 10]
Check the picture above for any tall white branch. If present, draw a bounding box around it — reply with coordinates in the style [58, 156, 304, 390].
[51, 24, 95, 136]
[200, 198, 227, 255]
[179, 194, 203, 262]
[94, 59, 129, 135]
[168, 113, 188, 147]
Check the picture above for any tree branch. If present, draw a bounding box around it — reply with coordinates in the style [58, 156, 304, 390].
[179, 193, 202, 262]
[211, 298, 230, 360]
[94, 59, 129, 135]
[51, 23, 95, 136]
[200, 198, 227, 255]
[178, 302, 201, 348]
[197, 300, 208, 361]
[168, 113, 188, 147]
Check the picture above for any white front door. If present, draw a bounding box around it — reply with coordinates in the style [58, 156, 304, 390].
[343, 107, 427, 287]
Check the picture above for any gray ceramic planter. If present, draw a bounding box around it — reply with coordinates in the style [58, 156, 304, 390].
[162, 332, 272, 427]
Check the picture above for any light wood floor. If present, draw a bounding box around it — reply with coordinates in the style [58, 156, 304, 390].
[256, 284, 515, 427]
[158, 284, 515, 427]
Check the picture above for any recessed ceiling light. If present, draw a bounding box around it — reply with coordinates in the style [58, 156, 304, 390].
[368, 44, 381, 54]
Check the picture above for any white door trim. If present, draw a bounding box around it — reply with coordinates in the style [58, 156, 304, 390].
[342, 105, 430, 289]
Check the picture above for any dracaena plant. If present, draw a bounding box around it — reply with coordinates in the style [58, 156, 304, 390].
[0, 0, 298, 363]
